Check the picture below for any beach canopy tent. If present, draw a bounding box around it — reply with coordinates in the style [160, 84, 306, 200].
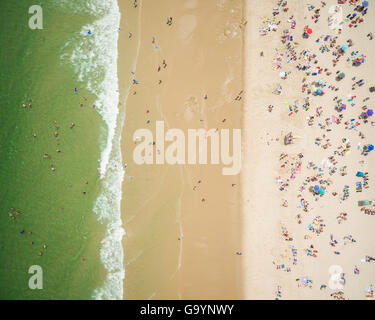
[356, 171, 365, 177]
[367, 109, 374, 116]
[363, 1, 369, 7]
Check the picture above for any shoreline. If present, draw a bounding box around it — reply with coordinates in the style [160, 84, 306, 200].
[117, 0, 142, 299]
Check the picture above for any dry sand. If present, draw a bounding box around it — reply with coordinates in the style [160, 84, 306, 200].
[243, 0, 375, 300]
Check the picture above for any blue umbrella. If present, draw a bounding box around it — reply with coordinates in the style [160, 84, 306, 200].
[363, 1, 369, 8]
[314, 185, 320, 192]
[368, 144, 374, 151]
[356, 171, 365, 177]
[341, 44, 348, 51]
[367, 109, 374, 117]
[316, 89, 322, 95]
[319, 188, 325, 195]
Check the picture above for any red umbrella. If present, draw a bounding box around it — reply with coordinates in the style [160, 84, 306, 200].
[306, 28, 313, 34]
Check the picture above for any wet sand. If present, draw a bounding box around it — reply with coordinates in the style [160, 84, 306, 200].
[118, 0, 244, 299]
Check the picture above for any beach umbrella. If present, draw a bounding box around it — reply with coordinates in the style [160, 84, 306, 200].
[306, 28, 313, 34]
[356, 171, 365, 177]
[314, 185, 320, 192]
[341, 44, 348, 51]
[358, 54, 366, 63]
[368, 144, 374, 151]
[367, 109, 374, 116]
[363, 1, 369, 7]
[316, 88, 322, 95]
[339, 72, 345, 79]
[319, 188, 325, 195]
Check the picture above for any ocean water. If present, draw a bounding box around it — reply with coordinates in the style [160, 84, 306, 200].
[0, 0, 124, 299]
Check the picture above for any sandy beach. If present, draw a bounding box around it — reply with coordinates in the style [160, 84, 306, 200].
[118, 0, 243, 299]
[116, 0, 375, 300]
[243, 0, 375, 299]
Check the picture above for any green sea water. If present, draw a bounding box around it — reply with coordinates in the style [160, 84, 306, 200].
[0, 0, 108, 299]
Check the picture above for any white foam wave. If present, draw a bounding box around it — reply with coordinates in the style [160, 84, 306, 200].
[52, 0, 114, 16]
[68, 9, 120, 177]
[59, 0, 125, 300]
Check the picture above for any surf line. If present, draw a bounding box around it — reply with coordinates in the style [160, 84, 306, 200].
[132, 120, 241, 175]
